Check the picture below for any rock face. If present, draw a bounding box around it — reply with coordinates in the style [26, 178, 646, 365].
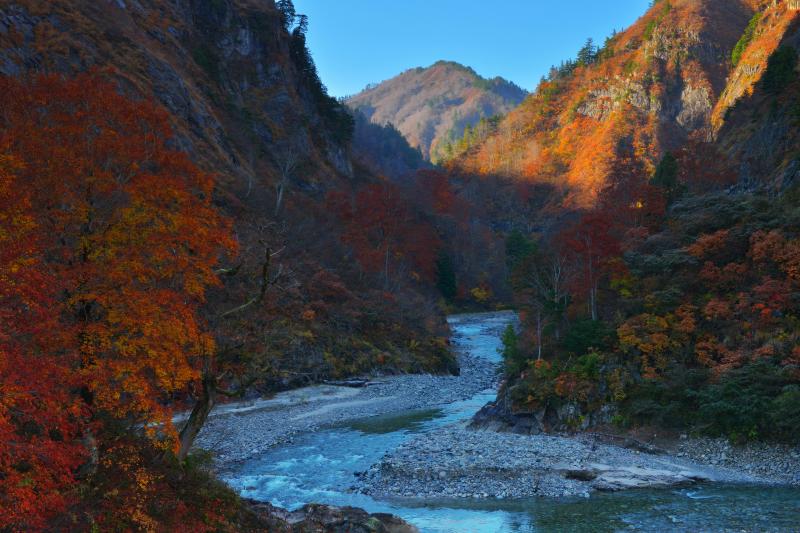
[469, 386, 616, 436]
[347, 61, 526, 160]
[567, 464, 707, 491]
[246, 501, 419, 533]
[712, 2, 800, 193]
[577, 78, 660, 122]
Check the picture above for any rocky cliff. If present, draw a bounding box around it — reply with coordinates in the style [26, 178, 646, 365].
[451, 0, 760, 205]
[713, 0, 800, 192]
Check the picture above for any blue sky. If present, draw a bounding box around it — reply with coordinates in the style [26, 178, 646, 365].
[292, 0, 652, 97]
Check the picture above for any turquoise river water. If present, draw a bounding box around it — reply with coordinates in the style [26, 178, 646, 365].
[223, 313, 800, 532]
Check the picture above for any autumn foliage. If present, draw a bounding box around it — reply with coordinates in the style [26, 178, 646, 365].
[505, 185, 800, 441]
[0, 152, 86, 529]
[327, 182, 441, 287]
[0, 73, 236, 530]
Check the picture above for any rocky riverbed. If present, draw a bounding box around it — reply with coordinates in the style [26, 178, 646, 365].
[196, 310, 800, 509]
[354, 424, 800, 500]
[674, 436, 800, 485]
[193, 312, 507, 470]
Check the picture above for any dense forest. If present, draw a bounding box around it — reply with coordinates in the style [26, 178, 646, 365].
[1, 0, 800, 530]
[478, 0, 800, 443]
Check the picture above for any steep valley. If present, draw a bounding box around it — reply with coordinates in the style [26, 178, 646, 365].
[2, 0, 800, 530]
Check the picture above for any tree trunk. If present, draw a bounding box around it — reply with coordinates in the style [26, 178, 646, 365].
[536, 308, 542, 360]
[383, 245, 390, 291]
[275, 178, 286, 217]
[177, 373, 216, 462]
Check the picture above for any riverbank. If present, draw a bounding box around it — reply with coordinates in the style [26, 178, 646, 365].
[197, 310, 800, 506]
[194, 312, 511, 470]
[355, 423, 800, 500]
[243, 500, 419, 533]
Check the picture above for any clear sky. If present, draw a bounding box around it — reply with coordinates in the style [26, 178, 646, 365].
[292, 0, 652, 98]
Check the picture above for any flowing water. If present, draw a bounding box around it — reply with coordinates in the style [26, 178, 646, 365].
[223, 312, 800, 532]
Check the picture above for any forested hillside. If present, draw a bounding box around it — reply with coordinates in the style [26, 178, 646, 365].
[0, 0, 457, 529]
[452, 0, 754, 203]
[348, 61, 526, 161]
[471, 0, 800, 445]
[3, 0, 800, 528]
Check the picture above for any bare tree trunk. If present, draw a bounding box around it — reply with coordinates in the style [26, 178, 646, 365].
[177, 369, 216, 462]
[275, 177, 286, 217]
[76, 428, 99, 479]
[383, 245, 390, 291]
[536, 308, 543, 360]
[274, 144, 299, 218]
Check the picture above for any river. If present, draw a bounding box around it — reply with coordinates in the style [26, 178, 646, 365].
[220, 312, 800, 532]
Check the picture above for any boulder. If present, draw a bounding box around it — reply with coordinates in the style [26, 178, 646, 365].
[245, 500, 419, 533]
[563, 463, 709, 492]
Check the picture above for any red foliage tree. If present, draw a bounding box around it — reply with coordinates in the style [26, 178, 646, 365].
[599, 151, 665, 239]
[415, 169, 456, 214]
[0, 153, 86, 529]
[560, 212, 621, 320]
[0, 73, 236, 529]
[675, 137, 737, 193]
[329, 182, 440, 287]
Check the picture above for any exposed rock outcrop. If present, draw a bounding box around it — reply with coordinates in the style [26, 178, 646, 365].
[246, 500, 419, 533]
[470, 386, 616, 436]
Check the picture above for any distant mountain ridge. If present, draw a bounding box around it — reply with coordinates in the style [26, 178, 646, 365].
[347, 61, 527, 161]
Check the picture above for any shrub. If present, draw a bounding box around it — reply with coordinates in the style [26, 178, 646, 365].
[563, 319, 613, 356]
[698, 361, 795, 441]
[500, 324, 527, 378]
[731, 13, 761, 67]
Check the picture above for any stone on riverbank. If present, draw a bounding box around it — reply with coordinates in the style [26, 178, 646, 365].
[245, 500, 419, 532]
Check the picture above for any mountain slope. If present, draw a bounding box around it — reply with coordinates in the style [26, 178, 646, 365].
[452, 0, 757, 205]
[0, 0, 455, 390]
[351, 109, 431, 180]
[465, 0, 800, 445]
[713, 1, 800, 191]
[348, 60, 526, 161]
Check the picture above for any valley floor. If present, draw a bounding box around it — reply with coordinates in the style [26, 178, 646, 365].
[194, 312, 504, 470]
[195, 311, 800, 502]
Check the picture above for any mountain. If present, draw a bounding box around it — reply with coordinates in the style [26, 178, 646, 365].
[450, 0, 765, 204]
[0, 0, 458, 380]
[460, 0, 800, 444]
[347, 61, 527, 161]
[0, 1, 456, 527]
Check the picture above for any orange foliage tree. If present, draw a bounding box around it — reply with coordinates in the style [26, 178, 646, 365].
[0, 73, 236, 528]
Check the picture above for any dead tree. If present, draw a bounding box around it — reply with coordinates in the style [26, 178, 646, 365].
[274, 145, 300, 217]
